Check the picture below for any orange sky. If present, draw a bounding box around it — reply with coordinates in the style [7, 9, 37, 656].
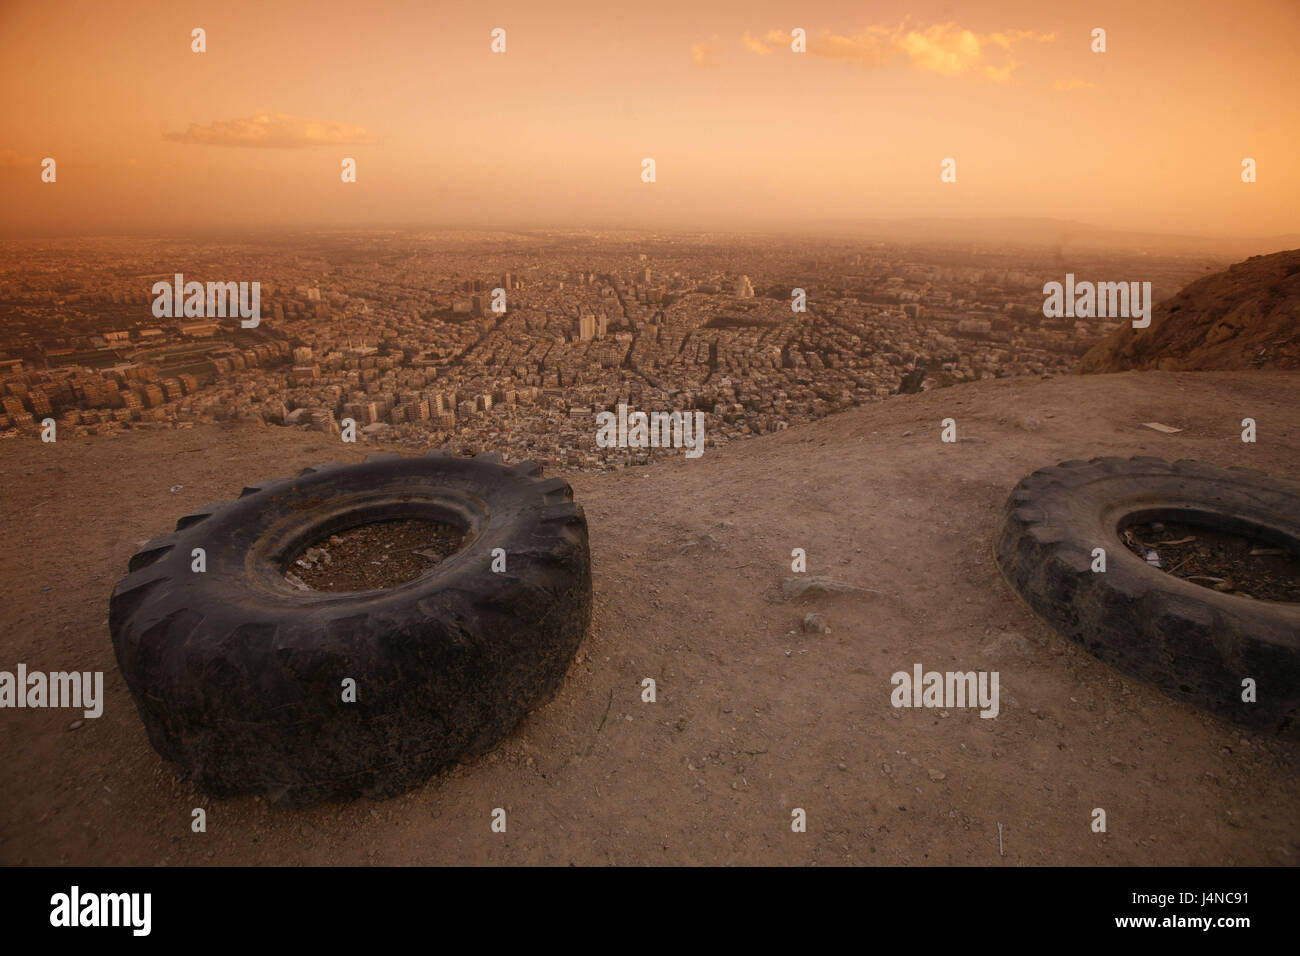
[1, 0, 1297, 238]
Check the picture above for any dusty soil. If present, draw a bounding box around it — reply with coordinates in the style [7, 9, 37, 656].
[291, 519, 465, 592]
[1, 369, 1297, 866]
[1122, 520, 1300, 603]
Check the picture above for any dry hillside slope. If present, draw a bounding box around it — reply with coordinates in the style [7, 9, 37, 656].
[1080, 249, 1300, 372]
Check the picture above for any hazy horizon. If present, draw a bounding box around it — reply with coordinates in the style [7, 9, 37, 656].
[2, 216, 1295, 262]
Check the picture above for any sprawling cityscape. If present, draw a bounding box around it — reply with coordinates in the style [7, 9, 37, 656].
[0, 231, 1216, 470]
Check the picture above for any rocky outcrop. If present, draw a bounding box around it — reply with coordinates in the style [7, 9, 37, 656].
[1080, 250, 1300, 372]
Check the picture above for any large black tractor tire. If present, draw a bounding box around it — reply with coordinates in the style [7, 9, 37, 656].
[995, 457, 1300, 735]
[109, 451, 592, 803]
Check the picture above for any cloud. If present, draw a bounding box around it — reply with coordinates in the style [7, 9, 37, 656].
[1052, 78, 1097, 91]
[894, 25, 984, 74]
[165, 112, 376, 148]
[805, 27, 895, 68]
[743, 21, 1054, 83]
[690, 37, 723, 70]
[741, 32, 773, 55]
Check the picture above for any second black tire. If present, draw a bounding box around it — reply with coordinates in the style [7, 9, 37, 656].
[995, 456, 1300, 735]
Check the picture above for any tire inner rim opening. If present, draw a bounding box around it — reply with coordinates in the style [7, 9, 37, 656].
[1117, 507, 1300, 603]
[281, 502, 472, 593]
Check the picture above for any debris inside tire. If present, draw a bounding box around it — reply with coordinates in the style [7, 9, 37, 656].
[1121, 520, 1300, 602]
[290, 518, 466, 592]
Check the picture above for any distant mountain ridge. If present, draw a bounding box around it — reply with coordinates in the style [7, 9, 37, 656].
[789, 218, 1300, 258]
[1079, 249, 1300, 373]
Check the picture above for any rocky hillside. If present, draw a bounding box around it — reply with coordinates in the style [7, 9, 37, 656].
[1080, 249, 1300, 372]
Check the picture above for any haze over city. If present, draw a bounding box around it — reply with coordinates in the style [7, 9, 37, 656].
[2, 0, 1297, 242]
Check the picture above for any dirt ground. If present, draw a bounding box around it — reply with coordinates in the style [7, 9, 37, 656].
[1, 369, 1297, 866]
